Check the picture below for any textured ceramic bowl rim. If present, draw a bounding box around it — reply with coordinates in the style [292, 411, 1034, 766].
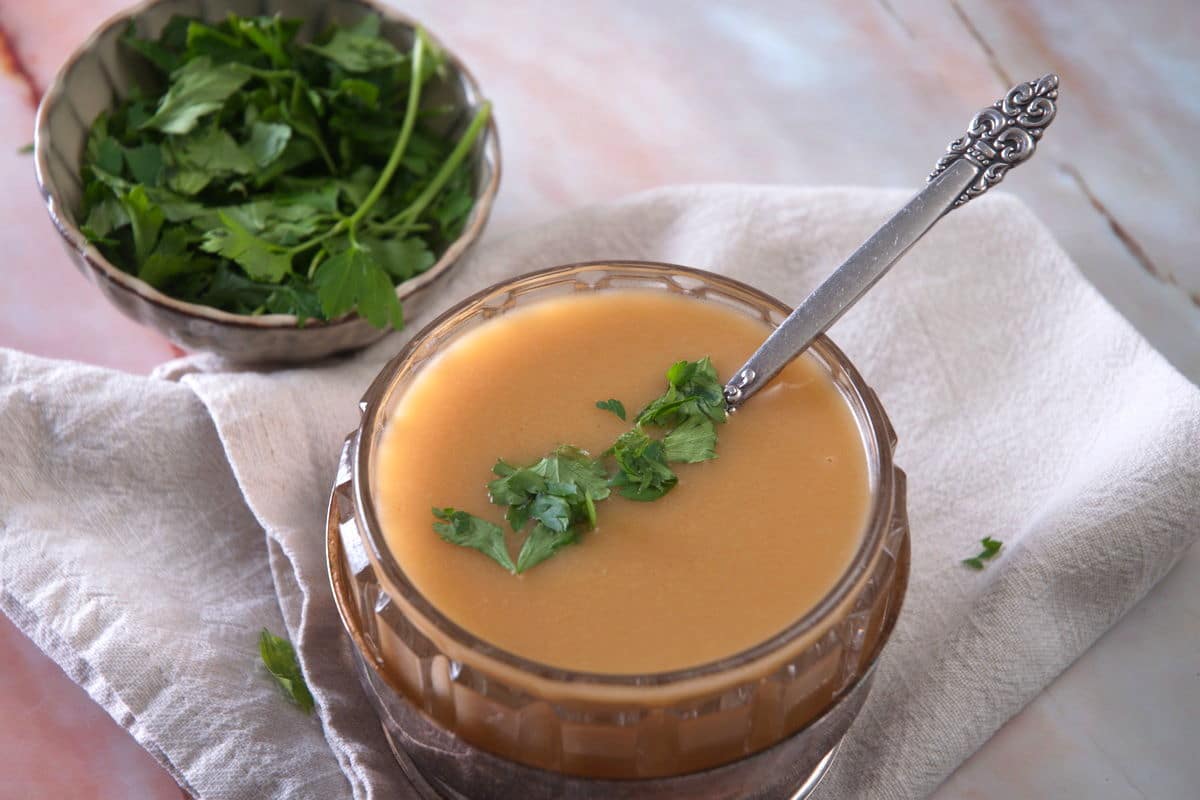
[33, 0, 501, 333]
[351, 260, 899, 687]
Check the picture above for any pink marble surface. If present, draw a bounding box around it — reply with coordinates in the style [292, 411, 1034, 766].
[1, 1, 1196, 798]
[0, 613, 184, 800]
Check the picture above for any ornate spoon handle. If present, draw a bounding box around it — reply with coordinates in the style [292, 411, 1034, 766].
[723, 74, 1059, 409]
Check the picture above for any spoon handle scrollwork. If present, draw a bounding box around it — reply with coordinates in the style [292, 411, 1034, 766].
[723, 74, 1059, 409]
[929, 73, 1059, 208]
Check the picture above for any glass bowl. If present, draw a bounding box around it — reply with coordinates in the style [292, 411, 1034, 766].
[326, 262, 909, 798]
[33, 0, 500, 363]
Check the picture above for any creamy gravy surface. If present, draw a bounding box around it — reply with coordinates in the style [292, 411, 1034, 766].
[376, 290, 869, 673]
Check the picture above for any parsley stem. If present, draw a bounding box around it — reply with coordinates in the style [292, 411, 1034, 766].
[288, 78, 337, 174]
[234, 65, 297, 80]
[285, 223, 345, 256]
[377, 102, 491, 231]
[346, 32, 426, 233]
[306, 248, 326, 279]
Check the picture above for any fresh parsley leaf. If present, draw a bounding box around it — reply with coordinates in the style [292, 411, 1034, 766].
[82, 189, 130, 240]
[529, 493, 572, 533]
[143, 187, 206, 222]
[962, 537, 1004, 570]
[334, 78, 380, 109]
[595, 398, 626, 421]
[432, 507, 516, 572]
[118, 185, 164, 267]
[230, 15, 297, 68]
[17, 142, 34, 155]
[200, 210, 293, 282]
[487, 446, 609, 535]
[167, 168, 212, 196]
[244, 121, 293, 168]
[139, 226, 207, 288]
[141, 57, 252, 134]
[363, 237, 434, 281]
[488, 460, 547, 511]
[430, 173, 474, 234]
[608, 357, 724, 498]
[173, 125, 257, 175]
[280, 79, 335, 173]
[313, 244, 403, 328]
[93, 136, 125, 176]
[179, 263, 317, 320]
[306, 26, 404, 72]
[271, 181, 342, 213]
[608, 428, 677, 502]
[637, 356, 727, 428]
[516, 523, 577, 574]
[206, 196, 330, 246]
[258, 629, 314, 713]
[533, 446, 611, 500]
[663, 415, 718, 464]
[122, 20, 182, 74]
[123, 143, 164, 186]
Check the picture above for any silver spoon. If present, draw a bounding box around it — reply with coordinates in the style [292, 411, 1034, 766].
[723, 73, 1060, 409]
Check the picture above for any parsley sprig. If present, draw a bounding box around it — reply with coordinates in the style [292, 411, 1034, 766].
[594, 398, 626, 421]
[79, 13, 490, 328]
[432, 358, 727, 573]
[258, 628, 313, 713]
[962, 536, 1003, 570]
[610, 357, 726, 501]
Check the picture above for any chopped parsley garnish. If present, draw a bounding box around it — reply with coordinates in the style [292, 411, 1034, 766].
[258, 629, 313, 713]
[635, 357, 727, 427]
[608, 428, 677, 501]
[962, 536, 1003, 570]
[433, 358, 727, 573]
[594, 398, 626, 421]
[79, 13, 490, 328]
[432, 508, 515, 572]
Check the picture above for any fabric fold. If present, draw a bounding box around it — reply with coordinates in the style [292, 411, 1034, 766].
[2, 186, 1197, 800]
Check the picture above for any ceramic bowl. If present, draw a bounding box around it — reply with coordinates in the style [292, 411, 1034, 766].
[34, 0, 500, 364]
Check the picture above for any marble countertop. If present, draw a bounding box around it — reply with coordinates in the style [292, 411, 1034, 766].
[0, 1, 1196, 797]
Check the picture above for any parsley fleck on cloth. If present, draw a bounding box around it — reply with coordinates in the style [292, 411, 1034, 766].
[2, 187, 1198, 800]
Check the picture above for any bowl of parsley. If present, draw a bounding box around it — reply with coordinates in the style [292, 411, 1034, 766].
[34, 0, 499, 363]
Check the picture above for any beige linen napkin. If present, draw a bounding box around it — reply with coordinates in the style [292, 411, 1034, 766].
[2, 187, 1197, 800]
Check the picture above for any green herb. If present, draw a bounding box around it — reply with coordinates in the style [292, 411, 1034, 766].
[489, 446, 611, 532]
[662, 414, 719, 463]
[611, 356, 725, 498]
[79, 13, 489, 328]
[432, 508, 515, 572]
[595, 398, 626, 421]
[258, 629, 313, 713]
[434, 358, 727, 572]
[608, 428, 676, 501]
[141, 57, 253, 135]
[17, 142, 34, 155]
[962, 536, 1003, 570]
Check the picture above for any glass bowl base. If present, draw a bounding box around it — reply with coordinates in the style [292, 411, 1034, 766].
[346, 622, 882, 800]
[383, 722, 840, 800]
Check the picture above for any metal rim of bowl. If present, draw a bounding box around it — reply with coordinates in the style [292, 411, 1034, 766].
[32, 0, 501, 333]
